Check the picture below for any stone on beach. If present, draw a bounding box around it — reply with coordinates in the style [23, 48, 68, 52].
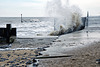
[96, 59, 100, 64]
[0, 49, 39, 67]
[37, 47, 46, 51]
[33, 58, 37, 63]
[26, 60, 33, 65]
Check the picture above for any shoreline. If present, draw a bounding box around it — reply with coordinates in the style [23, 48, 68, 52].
[38, 40, 100, 67]
[0, 33, 100, 67]
[0, 46, 48, 67]
[0, 36, 57, 67]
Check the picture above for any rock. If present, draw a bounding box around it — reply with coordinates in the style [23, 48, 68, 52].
[0, 45, 10, 48]
[21, 57, 27, 60]
[72, 58, 76, 60]
[22, 65, 26, 67]
[15, 63, 20, 65]
[34, 51, 38, 54]
[43, 46, 50, 48]
[35, 55, 39, 56]
[24, 53, 27, 55]
[0, 59, 4, 62]
[38, 53, 42, 55]
[17, 54, 19, 56]
[0, 58, 8, 62]
[26, 60, 32, 65]
[20, 61, 25, 63]
[96, 59, 100, 64]
[13, 59, 16, 61]
[7, 61, 15, 63]
[33, 63, 38, 66]
[10, 65, 14, 67]
[7, 54, 11, 57]
[11, 64, 16, 67]
[5, 63, 9, 66]
[56, 40, 61, 42]
[0, 54, 2, 57]
[33, 58, 37, 63]
[37, 48, 46, 51]
[43, 54, 49, 56]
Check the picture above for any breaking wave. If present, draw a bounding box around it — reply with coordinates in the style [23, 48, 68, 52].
[46, 0, 83, 36]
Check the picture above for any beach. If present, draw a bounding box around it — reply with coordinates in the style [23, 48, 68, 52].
[0, 49, 37, 67]
[0, 32, 100, 67]
[0, 16, 100, 67]
[0, 36, 57, 67]
[38, 40, 100, 67]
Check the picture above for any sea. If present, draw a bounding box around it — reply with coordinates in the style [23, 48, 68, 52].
[0, 17, 55, 37]
[0, 16, 100, 51]
[0, 16, 100, 67]
[0, 16, 100, 37]
[40, 16, 100, 56]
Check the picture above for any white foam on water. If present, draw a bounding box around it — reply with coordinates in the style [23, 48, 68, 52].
[46, 0, 83, 35]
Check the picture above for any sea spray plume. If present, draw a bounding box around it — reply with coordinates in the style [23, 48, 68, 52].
[46, 0, 82, 36]
[71, 5, 83, 31]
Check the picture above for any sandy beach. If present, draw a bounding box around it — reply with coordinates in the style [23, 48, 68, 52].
[0, 31, 100, 67]
[0, 36, 57, 67]
[0, 36, 100, 67]
[0, 49, 36, 67]
[38, 41, 100, 67]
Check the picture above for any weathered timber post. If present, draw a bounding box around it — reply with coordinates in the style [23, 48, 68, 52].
[0, 24, 16, 44]
[86, 11, 89, 37]
[21, 14, 23, 23]
[6, 24, 11, 43]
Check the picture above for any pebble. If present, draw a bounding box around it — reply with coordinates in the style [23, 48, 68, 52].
[33, 63, 38, 66]
[26, 60, 32, 65]
[37, 48, 46, 51]
[5, 63, 9, 66]
[7, 54, 11, 57]
[33, 58, 37, 63]
[13, 59, 17, 61]
[10, 65, 14, 67]
[38, 53, 42, 55]
[0, 54, 2, 57]
[34, 51, 38, 54]
[96, 59, 100, 64]
[21, 61, 25, 63]
[43, 46, 50, 48]
[7, 61, 15, 63]
[22, 65, 26, 67]
[15, 63, 20, 65]
[11, 64, 16, 66]
[24, 52, 27, 55]
[0, 58, 8, 62]
[21, 57, 27, 60]
[34, 54, 39, 56]
[0, 45, 10, 48]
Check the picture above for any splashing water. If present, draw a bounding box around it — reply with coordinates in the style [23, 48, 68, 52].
[46, 0, 83, 36]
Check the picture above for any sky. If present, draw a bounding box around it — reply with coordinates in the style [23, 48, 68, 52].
[0, 0, 100, 17]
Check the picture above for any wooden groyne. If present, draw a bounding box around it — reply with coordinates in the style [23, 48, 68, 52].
[35, 55, 73, 59]
[0, 24, 16, 44]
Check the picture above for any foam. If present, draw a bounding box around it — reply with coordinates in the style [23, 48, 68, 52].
[46, 0, 83, 35]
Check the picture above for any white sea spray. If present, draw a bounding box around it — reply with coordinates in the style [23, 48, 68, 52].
[46, 0, 83, 35]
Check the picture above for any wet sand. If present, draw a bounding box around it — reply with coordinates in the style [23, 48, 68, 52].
[38, 41, 100, 67]
[0, 36, 57, 67]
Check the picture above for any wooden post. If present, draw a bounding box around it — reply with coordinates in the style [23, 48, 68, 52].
[6, 24, 11, 43]
[86, 11, 89, 37]
[21, 14, 23, 23]
[54, 18, 55, 30]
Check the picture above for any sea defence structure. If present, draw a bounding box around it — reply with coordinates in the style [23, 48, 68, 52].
[49, 17, 86, 36]
[0, 24, 16, 44]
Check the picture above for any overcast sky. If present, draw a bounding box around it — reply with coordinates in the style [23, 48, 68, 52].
[0, 0, 100, 17]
